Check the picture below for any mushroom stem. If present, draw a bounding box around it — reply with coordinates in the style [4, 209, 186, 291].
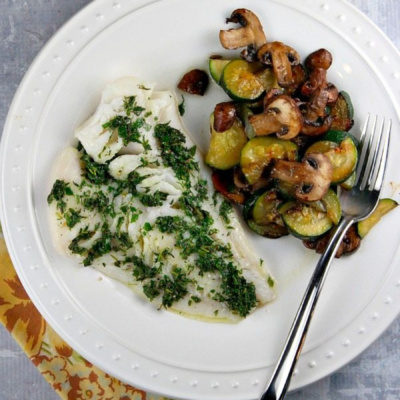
[257, 41, 300, 87]
[219, 9, 267, 61]
[249, 95, 303, 140]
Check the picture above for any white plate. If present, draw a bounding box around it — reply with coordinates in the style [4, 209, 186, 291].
[1, 0, 400, 399]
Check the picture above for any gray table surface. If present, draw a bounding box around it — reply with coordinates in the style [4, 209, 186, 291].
[1, 1, 399, 399]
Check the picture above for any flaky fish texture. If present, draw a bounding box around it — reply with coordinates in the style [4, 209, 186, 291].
[48, 77, 276, 322]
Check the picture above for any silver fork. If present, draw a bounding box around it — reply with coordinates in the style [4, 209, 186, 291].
[260, 115, 392, 400]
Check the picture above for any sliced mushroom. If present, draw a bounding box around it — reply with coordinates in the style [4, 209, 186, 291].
[213, 102, 237, 132]
[249, 95, 303, 140]
[301, 116, 332, 136]
[270, 153, 333, 201]
[303, 224, 360, 257]
[219, 9, 267, 61]
[257, 41, 301, 87]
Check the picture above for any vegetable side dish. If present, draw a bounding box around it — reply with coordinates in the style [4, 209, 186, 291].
[198, 9, 397, 255]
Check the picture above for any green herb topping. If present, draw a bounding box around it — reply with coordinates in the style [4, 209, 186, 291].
[48, 97, 261, 318]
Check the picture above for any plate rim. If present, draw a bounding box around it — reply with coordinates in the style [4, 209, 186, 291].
[1, 0, 400, 399]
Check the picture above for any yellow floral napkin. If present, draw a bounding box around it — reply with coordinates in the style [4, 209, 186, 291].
[0, 232, 171, 400]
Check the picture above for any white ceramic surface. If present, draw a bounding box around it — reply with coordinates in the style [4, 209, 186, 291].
[1, 0, 400, 399]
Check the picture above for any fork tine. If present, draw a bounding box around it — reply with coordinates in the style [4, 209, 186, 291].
[356, 115, 377, 188]
[371, 119, 391, 191]
[358, 113, 370, 148]
[365, 118, 385, 189]
[358, 116, 390, 191]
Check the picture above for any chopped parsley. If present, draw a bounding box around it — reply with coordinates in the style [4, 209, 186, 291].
[102, 96, 152, 150]
[178, 95, 185, 116]
[219, 199, 233, 225]
[65, 208, 84, 228]
[154, 123, 198, 186]
[47, 180, 73, 212]
[81, 151, 111, 185]
[143, 267, 191, 308]
[48, 99, 261, 318]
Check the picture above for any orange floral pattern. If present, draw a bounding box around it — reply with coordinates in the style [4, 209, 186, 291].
[0, 234, 172, 400]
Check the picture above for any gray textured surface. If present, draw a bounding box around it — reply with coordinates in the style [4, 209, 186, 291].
[1, 1, 399, 399]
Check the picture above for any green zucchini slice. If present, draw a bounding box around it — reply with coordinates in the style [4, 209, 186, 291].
[240, 136, 298, 185]
[243, 189, 288, 238]
[306, 137, 358, 184]
[323, 130, 359, 148]
[279, 201, 333, 240]
[205, 114, 248, 170]
[330, 91, 354, 131]
[321, 189, 341, 225]
[209, 58, 231, 84]
[220, 59, 265, 102]
[357, 198, 398, 238]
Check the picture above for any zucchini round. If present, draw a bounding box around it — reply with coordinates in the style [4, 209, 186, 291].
[330, 91, 354, 131]
[357, 198, 398, 238]
[205, 113, 248, 170]
[240, 136, 298, 185]
[323, 130, 359, 148]
[321, 189, 342, 225]
[220, 59, 265, 102]
[243, 189, 288, 238]
[209, 58, 231, 84]
[305, 137, 358, 184]
[279, 201, 333, 240]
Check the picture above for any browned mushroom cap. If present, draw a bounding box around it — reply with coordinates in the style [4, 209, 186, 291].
[177, 69, 209, 95]
[219, 9, 267, 61]
[257, 41, 301, 87]
[305, 49, 333, 71]
[249, 95, 303, 140]
[270, 153, 333, 201]
[213, 102, 237, 132]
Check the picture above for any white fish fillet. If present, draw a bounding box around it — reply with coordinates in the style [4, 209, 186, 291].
[48, 77, 276, 323]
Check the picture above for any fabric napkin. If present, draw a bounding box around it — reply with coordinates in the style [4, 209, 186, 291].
[0, 229, 171, 400]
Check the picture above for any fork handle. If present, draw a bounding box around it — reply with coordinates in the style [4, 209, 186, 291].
[260, 216, 355, 400]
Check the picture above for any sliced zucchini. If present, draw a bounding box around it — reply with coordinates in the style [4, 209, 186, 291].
[237, 103, 256, 139]
[254, 67, 279, 91]
[205, 113, 248, 170]
[306, 137, 358, 184]
[321, 189, 341, 225]
[243, 189, 288, 238]
[209, 58, 231, 84]
[240, 136, 298, 185]
[323, 130, 359, 147]
[330, 91, 354, 131]
[279, 201, 333, 240]
[357, 198, 398, 238]
[220, 59, 265, 102]
[340, 171, 356, 189]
